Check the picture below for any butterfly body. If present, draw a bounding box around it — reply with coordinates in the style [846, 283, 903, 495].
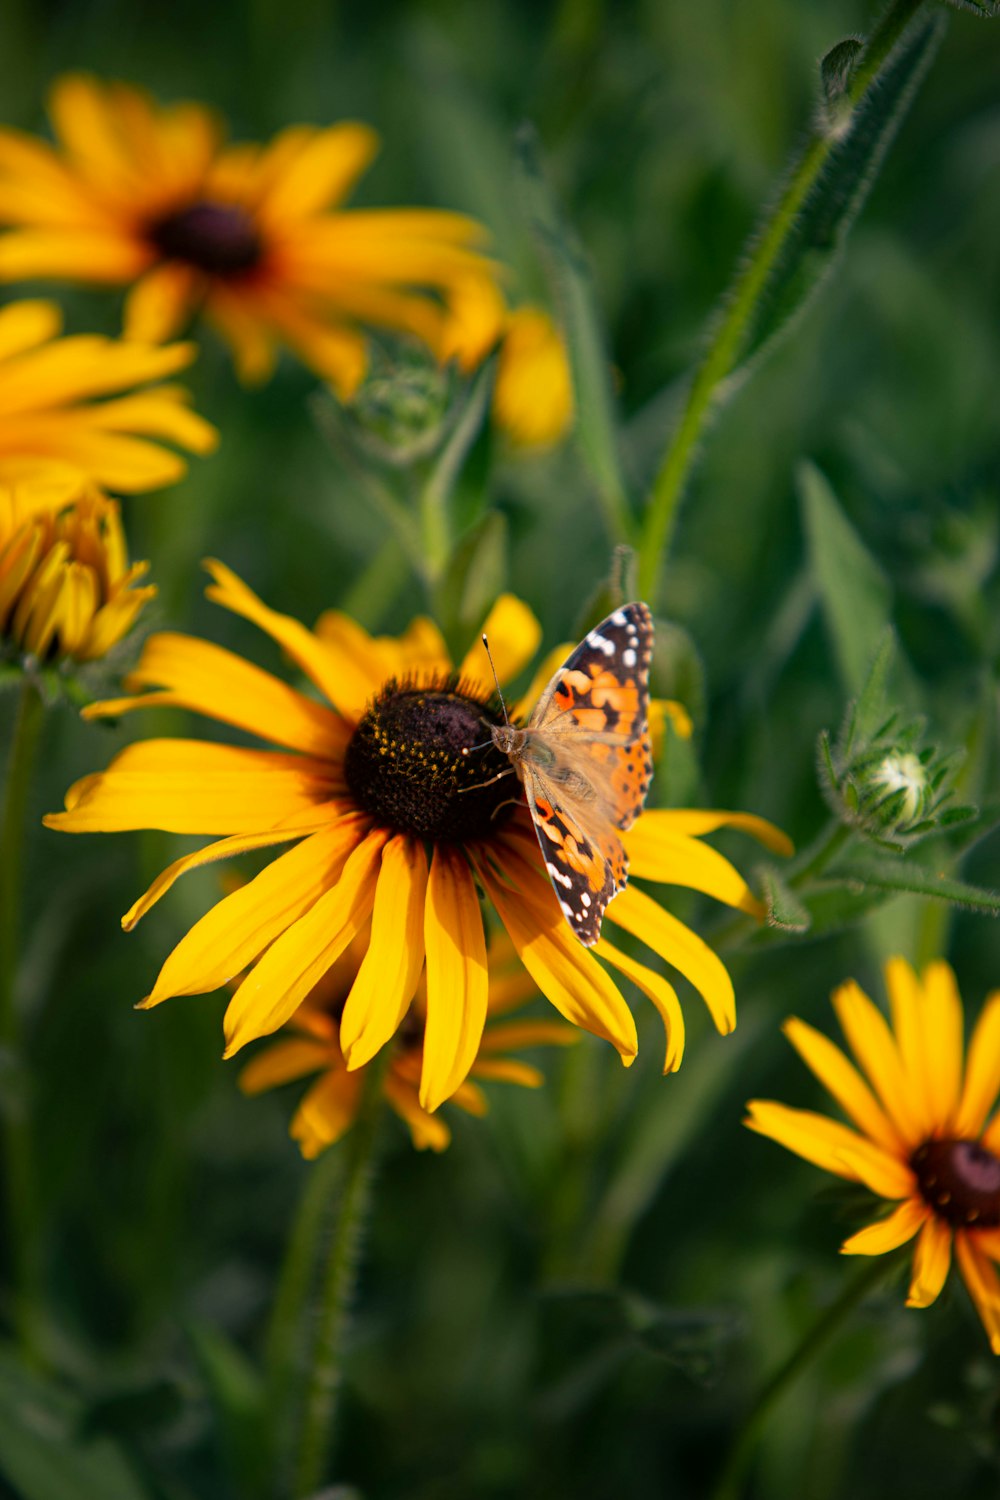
[492, 603, 654, 946]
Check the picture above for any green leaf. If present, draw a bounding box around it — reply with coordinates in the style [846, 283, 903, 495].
[432, 509, 508, 653]
[0, 1348, 151, 1500]
[800, 877, 890, 936]
[837, 856, 1000, 915]
[513, 123, 632, 544]
[187, 1321, 269, 1500]
[820, 37, 864, 104]
[841, 626, 898, 759]
[541, 1286, 740, 1387]
[759, 863, 812, 932]
[733, 15, 946, 378]
[799, 461, 892, 696]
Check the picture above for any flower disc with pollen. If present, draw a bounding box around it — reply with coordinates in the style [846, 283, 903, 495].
[344, 681, 514, 841]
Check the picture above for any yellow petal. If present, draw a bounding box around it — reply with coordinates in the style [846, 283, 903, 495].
[457, 593, 542, 695]
[140, 815, 367, 1006]
[383, 1074, 451, 1152]
[222, 827, 388, 1055]
[124, 263, 200, 342]
[469, 1057, 544, 1088]
[782, 1016, 904, 1155]
[744, 1099, 885, 1181]
[884, 955, 933, 1132]
[0, 228, 149, 282]
[420, 846, 489, 1112]
[0, 300, 62, 361]
[604, 883, 735, 1035]
[492, 306, 573, 449]
[596, 937, 685, 1073]
[834, 1142, 915, 1200]
[340, 835, 429, 1071]
[906, 1215, 953, 1307]
[44, 739, 338, 834]
[957, 990, 1000, 1138]
[622, 822, 764, 917]
[642, 808, 793, 856]
[258, 122, 379, 218]
[84, 630, 348, 758]
[291, 1069, 364, 1159]
[476, 1019, 578, 1053]
[203, 559, 373, 721]
[954, 1234, 1000, 1354]
[832, 979, 923, 1145]
[921, 960, 964, 1129]
[475, 846, 637, 1063]
[238, 1037, 335, 1095]
[202, 287, 277, 384]
[840, 1197, 927, 1256]
[510, 643, 572, 721]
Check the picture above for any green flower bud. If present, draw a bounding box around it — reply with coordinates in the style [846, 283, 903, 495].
[345, 340, 457, 466]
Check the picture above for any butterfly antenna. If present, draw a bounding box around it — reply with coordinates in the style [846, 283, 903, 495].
[482, 633, 510, 726]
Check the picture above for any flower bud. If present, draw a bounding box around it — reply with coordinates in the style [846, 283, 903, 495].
[344, 339, 456, 465]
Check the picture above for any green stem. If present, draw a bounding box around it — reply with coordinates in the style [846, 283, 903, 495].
[711, 1252, 903, 1500]
[637, 0, 926, 602]
[0, 680, 45, 1364]
[292, 1066, 385, 1499]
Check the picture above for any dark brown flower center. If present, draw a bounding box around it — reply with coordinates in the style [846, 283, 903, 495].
[148, 200, 262, 276]
[344, 681, 517, 842]
[910, 1138, 1000, 1228]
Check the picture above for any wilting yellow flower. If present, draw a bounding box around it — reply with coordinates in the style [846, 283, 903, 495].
[0, 480, 153, 663]
[492, 306, 573, 449]
[0, 76, 505, 396]
[240, 928, 576, 1156]
[45, 570, 788, 1108]
[747, 958, 1000, 1354]
[0, 299, 215, 493]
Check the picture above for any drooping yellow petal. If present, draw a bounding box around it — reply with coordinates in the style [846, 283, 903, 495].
[420, 845, 489, 1112]
[906, 1216, 953, 1308]
[957, 990, 1000, 1139]
[238, 1037, 335, 1094]
[840, 1197, 927, 1256]
[954, 1234, 1000, 1354]
[745, 1100, 886, 1182]
[84, 631, 348, 758]
[832, 980, 924, 1145]
[605, 883, 735, 1035]
[291, 1069, 364, 1159]
[124, 263, 200, 342]
[645, 808, 793, 856]
[596, 937, 686, 1073]
[340, 835, 429, 1072]
[492, 305, 573, 449]
[475, 1019, 578, 1053]
[383, 1074, 451, 1152]
[782, 1016, 904, 1155]
[475, 846, 637, 1063]
[457, 593, 542, 695]
[223, 827, 388, 1055]
[623, 822, 764, 916]
[469, 1057, 544, 1087]
[140, 816, 366, 1006]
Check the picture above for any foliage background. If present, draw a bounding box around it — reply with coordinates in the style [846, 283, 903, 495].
[1, 1, 999, 1496]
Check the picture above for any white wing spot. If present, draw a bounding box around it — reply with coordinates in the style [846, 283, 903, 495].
[580, 892, 591, 907]
[587, 631, 615, 656]
[546, 861, 573, 889]
[611, 610, 626, 625]
[622, 648, 637, 667]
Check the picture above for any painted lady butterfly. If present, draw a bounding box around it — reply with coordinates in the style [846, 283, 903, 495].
[492, 602, 654, 946]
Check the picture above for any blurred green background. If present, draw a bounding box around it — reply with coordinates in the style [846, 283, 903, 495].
[2, 1, 1000, 1496]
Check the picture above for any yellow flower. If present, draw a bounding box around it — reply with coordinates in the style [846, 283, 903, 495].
[0, 299, 215, 493]
[0, 479, 154, 663]
[0, 76, 505, 396]
[44, 568, 788, 1108]
[492, 306, 574, 449]
[239, 928, 577, 1156]
[746, 959, 1000, 1354]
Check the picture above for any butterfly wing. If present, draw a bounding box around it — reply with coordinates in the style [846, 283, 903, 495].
[515, 602, 654, 945]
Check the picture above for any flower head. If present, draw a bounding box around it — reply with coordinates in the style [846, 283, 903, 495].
[0, 299, 216, 493]
[1, 479, 154, 667]
[239, 928, 576, 1156]
[45, 569, 788, 1108]
[0, 76, 505, 396]
[746, 958, 1000, 1353]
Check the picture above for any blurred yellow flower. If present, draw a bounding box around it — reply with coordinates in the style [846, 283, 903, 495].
[492, 305, 573, 448]
[0, 299, 215, 493]
[747, 958, 1000, 1354]
[0, 76, 505, 396]
[0, 480, 154, 664]
[239, 928, 576, 1156]
[45, 571, 787, 1106]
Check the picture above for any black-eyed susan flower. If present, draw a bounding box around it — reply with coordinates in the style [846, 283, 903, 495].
[0, 76, 504, 397]
[0, 299, 215, 493]
[239, 928, 576, 1156]
[1, 479, 154, 666]
[44, 568, 788, 1108]
[746, 958, 1000, 1353]
[492, 305, 574, 449]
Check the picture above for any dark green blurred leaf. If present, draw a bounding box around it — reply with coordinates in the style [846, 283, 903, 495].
[650, 617, 707, 734]
[799, 461, 892, 696]
[733, 15, 945, 379]
[542, 1285, 740, 1387]
[842, 626, 898, 759]
[759, 863, 812, 932]
[186, 1322, 268, 1500]
[800, 877, 891, 935]
[513, 122, 632, 544]
[836, 856, 1000, 913]
[0, 1348, 151, 1500]
[433, 509, 508, 650]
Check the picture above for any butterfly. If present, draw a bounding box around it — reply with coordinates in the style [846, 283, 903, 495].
[491, 602, 654, 946]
